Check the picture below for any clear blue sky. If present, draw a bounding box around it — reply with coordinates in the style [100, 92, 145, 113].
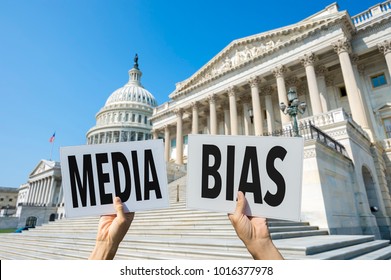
[0, 0, 382, 188]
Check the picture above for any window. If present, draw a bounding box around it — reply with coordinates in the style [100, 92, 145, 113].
[383, 118, 391, 138]
[144, 116, 148, 124]
[138, 115, 142, 123]
[371, 73, 387, 88]
[339, 86, 347, 97]
[25, 216, 37, 227]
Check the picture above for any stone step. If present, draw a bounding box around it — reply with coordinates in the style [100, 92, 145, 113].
[4, 230, 388, 260]
[1, 175, 389, 260]
[353, 244, 391, 260]
[274, 235, 375, 256]
[307, 240, 391, 260]
[0, 234, 250, 260]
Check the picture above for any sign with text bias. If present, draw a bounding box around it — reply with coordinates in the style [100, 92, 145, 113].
[187, 134, 303, 221]
[60, 140, 169, 218]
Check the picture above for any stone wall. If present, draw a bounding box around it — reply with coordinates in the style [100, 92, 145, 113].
[17, 206, 58, 228]
[302, 139, 363, 235]
[0, 217, 19, 229]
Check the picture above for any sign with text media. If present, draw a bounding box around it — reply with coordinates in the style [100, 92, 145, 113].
[187, 134, 304, 221]
[60, 140, 169, 218]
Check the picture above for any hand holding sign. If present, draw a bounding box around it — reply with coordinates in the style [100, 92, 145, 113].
[89, 197, 134, 260]
[187, 135, 304, 221]
[60, 140, 169, 218]
[228, 191, 283, 260]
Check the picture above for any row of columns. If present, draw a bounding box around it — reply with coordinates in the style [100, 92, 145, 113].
[89, 130, 150, 144]
[26, 177, 56, 206]
[158, 37, 391, 164]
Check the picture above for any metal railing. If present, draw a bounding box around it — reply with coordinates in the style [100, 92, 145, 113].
[17, 202, 60, 207]
[264, 121, 349, 157]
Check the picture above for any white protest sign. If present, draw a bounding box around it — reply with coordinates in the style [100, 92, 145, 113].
[60, 140, 169, 218]
[187, 134, 303, 221]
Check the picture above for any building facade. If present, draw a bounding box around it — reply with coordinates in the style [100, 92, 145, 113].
[13, 160, 64, 228]
[151, 2, 391, 239]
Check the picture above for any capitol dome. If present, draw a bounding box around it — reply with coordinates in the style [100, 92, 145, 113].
[105, 62, 157, 107]
[86, 54, 158, 144]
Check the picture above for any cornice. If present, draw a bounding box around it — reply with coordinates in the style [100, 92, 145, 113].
[169, 12, 351, 100]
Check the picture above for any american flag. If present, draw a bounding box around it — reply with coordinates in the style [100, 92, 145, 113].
[49, 132, 56, 143]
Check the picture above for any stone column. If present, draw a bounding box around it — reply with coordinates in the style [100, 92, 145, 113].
[301, 52, 323, 115]
[272, 65, 291, 124]
[263, 86, 276, 134]
[228, 86, 238, 135]
[34, 180, 41, 204]
[242, 97, 251, 136]
[42, 178, 49, 205]
[378, 40, 391, 77]
[175, 109, 184, 164]
[164, 125, 170, 162]
[208, 94, 217, 135]
[31, 182, 38, 204]
[32, 180, 38, 204]
[248, 76, 263, 136]
[40, 179, 47, 205]
[224, 103, 231, 135]
[47, 177, 56, 206]
[27, 182, 35, 204]
[332, 38, 369, 129]
[316, 65, 329, 112]
[35, 181, 40, 204]
[191, 101, 199, 134]
[152, 129, 158, 140]
[325, 75, 338, 110]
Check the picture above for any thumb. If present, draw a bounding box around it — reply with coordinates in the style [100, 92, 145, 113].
[234, 191, 246, 216]
[113, 196, 126, 219]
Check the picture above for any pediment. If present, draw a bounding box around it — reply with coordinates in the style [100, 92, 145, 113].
[29, 160, 58, 178]
[170, 6, 349, 98]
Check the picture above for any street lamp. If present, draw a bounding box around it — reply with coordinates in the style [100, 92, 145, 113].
[248, 108, 254, 124]
[279, 87, 307, 137]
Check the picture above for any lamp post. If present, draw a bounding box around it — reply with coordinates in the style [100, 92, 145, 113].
[279, 87, 307, 137]
[248, 108, 254, 124]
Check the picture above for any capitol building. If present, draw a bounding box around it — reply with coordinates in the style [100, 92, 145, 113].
[3, 1, 391, 241]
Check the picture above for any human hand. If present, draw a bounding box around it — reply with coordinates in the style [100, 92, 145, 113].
[89, 197, 134, 260]
[228, 191, 283, 260]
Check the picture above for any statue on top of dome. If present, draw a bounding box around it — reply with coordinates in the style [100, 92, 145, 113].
[134, 53, 139, 69]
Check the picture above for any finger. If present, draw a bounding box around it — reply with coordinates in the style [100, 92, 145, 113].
[113, 196, 126, 220]
[234, 191, 246, 216]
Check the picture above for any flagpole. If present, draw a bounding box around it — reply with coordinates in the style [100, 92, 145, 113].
[50, 140, 54, 161]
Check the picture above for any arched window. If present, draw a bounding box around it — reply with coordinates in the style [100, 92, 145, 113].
[25, 216, 37, 227]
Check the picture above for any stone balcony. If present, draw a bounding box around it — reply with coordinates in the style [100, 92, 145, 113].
[352, 0, 391, 27]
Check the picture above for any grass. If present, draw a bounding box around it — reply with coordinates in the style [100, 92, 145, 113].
[0, 228, 16, 233]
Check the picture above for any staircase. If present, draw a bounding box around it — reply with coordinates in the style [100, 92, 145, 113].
[0, 175, 390, 260]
